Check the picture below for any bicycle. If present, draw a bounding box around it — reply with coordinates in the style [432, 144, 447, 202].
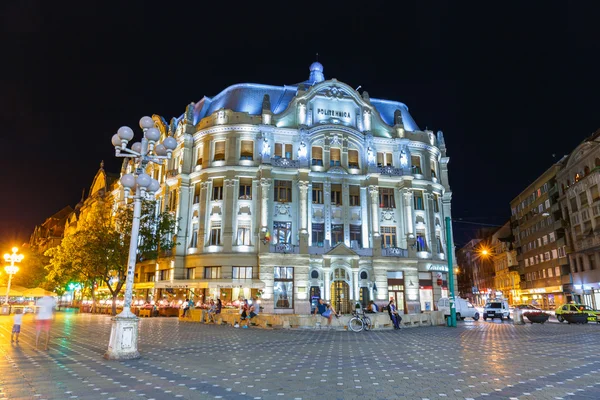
[348, 309, 372, 332]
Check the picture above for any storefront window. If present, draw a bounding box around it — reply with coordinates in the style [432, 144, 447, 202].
[274, 267, 293, 309]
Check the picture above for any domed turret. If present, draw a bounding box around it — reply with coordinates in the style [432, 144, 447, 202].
[308, 61, 325, 84]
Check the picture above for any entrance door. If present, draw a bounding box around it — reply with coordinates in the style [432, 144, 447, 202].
[331, 281, 350, 314]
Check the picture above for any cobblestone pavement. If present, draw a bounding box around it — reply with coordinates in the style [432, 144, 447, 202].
[1, 312, 600, 400]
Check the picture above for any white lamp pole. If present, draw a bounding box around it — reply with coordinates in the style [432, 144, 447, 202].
[104, 116, 177, 360]
[3, 247, 23, 307]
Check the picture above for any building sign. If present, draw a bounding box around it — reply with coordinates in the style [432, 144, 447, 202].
[427, 264, 448, 272]
[317, 108, 352, 119]
[521, 285, 562, 295]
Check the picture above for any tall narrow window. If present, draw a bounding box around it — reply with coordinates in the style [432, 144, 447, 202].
[331, 224, 344, 246]
[273, 221, 292, 244]
[350, 225, 362, 248]
[411, 155, 422, 174]
[274, 143, 293, 159]
[274, 267, 293, 309]
[312, 146, 323, 166]
[430, 158, 437, 178]
[349, 185, 360, 206]
[214, 141, 225, 161]
[377, 152, 393, 167]
[274, 180, 292, 202]
[331, 184, 342, 205]
[379, 188, 395, 208]
[190, 223, 198, 248]
[311, 223, 324, 246]
[312, 183, 323, 204]
[436, 236, 444, 254]
[239, 178, 252, 199]
[330, 148, 341, 166]
[212, 179, 223, 201]
[589, 255, 596, 270]
[237, 220, 251, 246]
[240, 140, 253, 160]
[414, 191, 424, 210]
[348, 150, 359, 168]
[209, 222, 221, 246]
[433, 193, 440, 213]
[380, 226, 397, 248]
[416, 232, 427, 252]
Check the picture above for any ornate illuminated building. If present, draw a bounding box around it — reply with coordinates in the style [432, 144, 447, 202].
[143, 62, 455, 314]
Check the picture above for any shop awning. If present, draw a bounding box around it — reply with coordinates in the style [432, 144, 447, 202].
[133, 282, 155, 290]
[155, 279, 265, 290]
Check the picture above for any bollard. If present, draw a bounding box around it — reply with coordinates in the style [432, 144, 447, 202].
[514, 308, 525, 325]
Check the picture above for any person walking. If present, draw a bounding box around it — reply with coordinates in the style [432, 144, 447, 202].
[11, 308, 23, 343]
[36, 295, 56, 350]
[313, 298, 339, 329]
[387, 298, 401, 330]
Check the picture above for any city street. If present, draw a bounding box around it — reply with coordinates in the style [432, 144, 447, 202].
[1, 312, 600, 400]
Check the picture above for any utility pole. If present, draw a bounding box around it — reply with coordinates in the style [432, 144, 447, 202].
[445, 216, 457, 327]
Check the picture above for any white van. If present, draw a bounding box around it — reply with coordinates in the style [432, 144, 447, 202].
[483, 299, 510, 321]
[437, 297, 480, 321]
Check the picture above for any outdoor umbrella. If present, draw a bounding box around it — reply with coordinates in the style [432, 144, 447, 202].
[0, 287, 24, 297]
[22, 287, 57, 297]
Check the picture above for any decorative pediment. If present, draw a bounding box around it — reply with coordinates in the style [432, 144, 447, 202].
[328, 166, 348, 175]
[323, 243, 359, 259]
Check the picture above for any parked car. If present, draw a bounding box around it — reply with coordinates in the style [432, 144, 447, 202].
[555, 303, 600, 323]
[437, 297, 480, 321]
[483, 299, 510, 321]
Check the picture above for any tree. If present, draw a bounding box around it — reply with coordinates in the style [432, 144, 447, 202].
[12, 248, 50, 289]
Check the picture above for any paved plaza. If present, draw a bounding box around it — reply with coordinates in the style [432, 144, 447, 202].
[0, 312, 600, 399]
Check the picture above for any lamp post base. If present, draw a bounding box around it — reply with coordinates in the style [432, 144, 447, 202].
[104, 315, 140, 360]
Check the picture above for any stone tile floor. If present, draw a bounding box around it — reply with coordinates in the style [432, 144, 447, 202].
[0, 311, 599, 399]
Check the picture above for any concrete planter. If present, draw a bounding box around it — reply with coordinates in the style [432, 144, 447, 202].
[524, 313, 549, 324]
[563, 313, 589, 324]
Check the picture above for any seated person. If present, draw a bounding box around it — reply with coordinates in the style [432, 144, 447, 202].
[241, 299, 258, 328]
[313, 298, 339, 328]
[207, 300, 217, 323]
[366, 300, 379, 313]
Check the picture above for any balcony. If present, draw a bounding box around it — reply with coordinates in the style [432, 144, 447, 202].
[508, 265, 522, 273]
[270, 243, 299, 254]
[272, 158, 300, 168]
[166, 169, 180, 179]
[369, 165, 404, 176]
[381, 247, 408, 257]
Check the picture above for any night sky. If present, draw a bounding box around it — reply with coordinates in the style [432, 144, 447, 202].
[2, 1, 600, 247]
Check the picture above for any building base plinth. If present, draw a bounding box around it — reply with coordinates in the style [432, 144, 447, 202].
[104, 315, 140, 360]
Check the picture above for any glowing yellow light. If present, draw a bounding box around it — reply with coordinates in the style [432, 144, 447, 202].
[11, 247, 18, 253]
[481, 249, 489, 255]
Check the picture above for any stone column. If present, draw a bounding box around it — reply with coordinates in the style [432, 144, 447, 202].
[369, 185, 380, 236]
[360, 186, 369, 248]
[396, 184, 407, 248]
[222, 179, 236, 250]
[352, 270, 359, 304]
[324, 181, 332, 247]
[403, 189, 414, 236]
[298, 180, 309, 234]
[260, 178, 271, 231]
[199, 181, 210, 249]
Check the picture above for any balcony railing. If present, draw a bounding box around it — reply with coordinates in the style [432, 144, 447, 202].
[166, 169, 180, 179]
[271, 158, 300, 168]
[381, 247, 408, 257]
[270, 243, 299, 254]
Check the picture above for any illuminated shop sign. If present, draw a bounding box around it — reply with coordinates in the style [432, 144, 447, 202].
[427, 265, 448, 272]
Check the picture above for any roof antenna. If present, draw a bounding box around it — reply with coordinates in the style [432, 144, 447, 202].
[355, 85, 362, 91]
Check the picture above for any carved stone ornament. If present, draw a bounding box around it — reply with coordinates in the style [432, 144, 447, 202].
[275, 204, 291, 216]
[328, 166, 348, 175]
[380, 210, 397, 223]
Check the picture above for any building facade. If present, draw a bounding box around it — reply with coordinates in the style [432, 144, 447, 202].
[557, 129, 600, 307]
[456, 239, 480, 303]
[136, 62, 454, 314]
[491, 222, 519, 305]
[510, 164, 571, 309]
[29, 206, 73, 254]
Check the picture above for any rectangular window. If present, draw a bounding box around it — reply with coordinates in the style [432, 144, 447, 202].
[273, 221, 292, 244]
[555, 266, 560, 277]
[591, 185, 600, 202]
[238, 178, 252, 199]
[186, 268, 195, 280]
[214, 141, 226, 161]
[312, 146, 323, 166]
[551, 249, 558, 259]
[190, 224, 198, 248]
[430, 158, 437, 178]
[525, 258, 529, 267]
[212, 179, 223, 200]
[580, 192, 589, 207]
[433, 193, 440, 213]
[331, 224, 344, 246]
[570, 197, 578, 212]
[237, 220, 251, 246]
[274, 266, 294, 309]
[436, 236, 444, 254]
[274, 143, 293, 159]
[590, 255, 596, 270]
[543, 269, 547, 278]
[416, 232, 427, 252]
[548, 267, 553, 278]
[158, 269, 169, 280]
[331, 184, 342, 205]
[377, 152, 393, 167]
[240, 140, 253, 160]
[580, 257, 585, 272]
[232, 266, 253, 280]
[312, 183, 323, 204]
[542, 235, 548, 245]
[549, 232, 556, 242]
[411, 155, 422, 174]
[209, 222, 221, 246]
[330, 148, 341, 166]
[348, 150, 359, 168]
[350, 225, 362, 248]
[380, 226, 397, 248]
[544, 251, 550, 261]
[204, 266, 221, 279]
[349, 185, 360, 206]
[414, 191, 424, 210]
[379, 188, 395, 208]
[274, 180, 292, 202]
[311, 223, 324, 246]
[545, 199, 551, 209]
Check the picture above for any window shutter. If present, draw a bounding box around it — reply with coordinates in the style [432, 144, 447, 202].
[241, 140, 253, 157]
[312, 146, 323, 159]
[214, 141, 225, 159]
[274, 143, 282, 157]
[348, 150, 359, 164]
[330, 148, 341, 161]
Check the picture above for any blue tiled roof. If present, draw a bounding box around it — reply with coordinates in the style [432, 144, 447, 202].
[194, 82, 420, 132]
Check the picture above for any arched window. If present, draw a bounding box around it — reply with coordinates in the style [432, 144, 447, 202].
[311, 270, 319, 279]
[360, 271, 368, 280]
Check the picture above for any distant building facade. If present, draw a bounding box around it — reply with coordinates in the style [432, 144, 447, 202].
[129, 62, 456, 314]
[557, 129, 600, 307]
[491, 222, 519, 305]
[29, 206, 73, 254]
[510, 163, 571, 309]
[456, 239, 480, 303]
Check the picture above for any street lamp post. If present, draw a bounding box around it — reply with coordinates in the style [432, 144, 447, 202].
[104, 116, 177, 360]
[3, 247, 23, 307]
[445, 217, 457, 327]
